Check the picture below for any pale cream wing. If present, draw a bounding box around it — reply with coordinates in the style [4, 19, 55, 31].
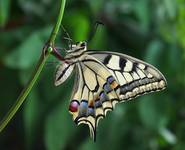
[55, 62, 75, 86]
[68, 55, 120, 141]
[87, 51, 167, 101]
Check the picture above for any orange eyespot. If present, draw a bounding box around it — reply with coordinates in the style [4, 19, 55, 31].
[88, 99, 94, 108]
[111, 81, 119, 89]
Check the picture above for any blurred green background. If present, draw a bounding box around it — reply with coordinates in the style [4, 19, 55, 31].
[0, 0, 185, 150]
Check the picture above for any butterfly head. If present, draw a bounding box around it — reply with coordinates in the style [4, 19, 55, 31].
[67, 41, 87, 53]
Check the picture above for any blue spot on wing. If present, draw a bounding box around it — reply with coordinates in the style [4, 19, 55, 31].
[88, 108, 95, 116]
[95, 99, 102, 108]
[100, 92, 109, 103]
[103, 83, 112, 93]
[79, 100, 88, 117]
[107, 76, 115, 84]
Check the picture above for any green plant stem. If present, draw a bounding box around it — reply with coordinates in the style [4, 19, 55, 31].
[0, 0, 66, 132]
[0, 52, 49, 132]
[50, 0, 66, 44]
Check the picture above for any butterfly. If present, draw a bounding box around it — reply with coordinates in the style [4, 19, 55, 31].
[54, 41, 167, 141]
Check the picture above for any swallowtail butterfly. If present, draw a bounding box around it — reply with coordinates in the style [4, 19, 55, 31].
[54, 41, 167, 141]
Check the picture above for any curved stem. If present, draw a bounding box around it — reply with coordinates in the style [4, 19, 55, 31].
[50, 0, 66, 44]
[0, 0, 66, 132]
[0, 52, 49, 132]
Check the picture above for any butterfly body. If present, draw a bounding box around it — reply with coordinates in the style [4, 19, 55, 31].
[54, 41, 167, 141]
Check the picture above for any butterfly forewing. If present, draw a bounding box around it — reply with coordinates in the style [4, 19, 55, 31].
[87, 51, 167, 101]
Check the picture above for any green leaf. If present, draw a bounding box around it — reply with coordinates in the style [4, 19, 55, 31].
[0, 68, 21, 118]
[3, 26, 52, 69]
[18, 0, 45, 17]
[138, 96, 167, 130]
[133, 0, 149, 32]
[23, 88, 42, 150]
[88, 26, 107, 50]
[0, 0, 10, 27]
[164, 0, 177, 19]
[64, 11, 90, 41]
[44, 82, 77, 150]
[88, 0, 104, 15]
[159, 127, 177, 145]
[4, 33, 42, 69]
[145, 40, 163, 66]
[78, 139, 99, 150]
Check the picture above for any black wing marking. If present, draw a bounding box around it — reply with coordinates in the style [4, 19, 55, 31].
[68, 55, 120, 141]
[55, 62, 75, 86]
[87, 51, 167, 101]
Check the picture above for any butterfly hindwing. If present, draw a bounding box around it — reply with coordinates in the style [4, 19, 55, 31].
[87, 51, 167, 101]
[68, 55, 120, 141]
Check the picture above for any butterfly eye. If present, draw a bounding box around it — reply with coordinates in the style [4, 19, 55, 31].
[81, 42, 86, 47]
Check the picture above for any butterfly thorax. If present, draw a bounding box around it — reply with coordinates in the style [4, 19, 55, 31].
[65, 41, 87, 63]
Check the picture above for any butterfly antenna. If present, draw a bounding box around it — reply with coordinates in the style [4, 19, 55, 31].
[61, 25, 73, 49]
[88, 21, 104, 43]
